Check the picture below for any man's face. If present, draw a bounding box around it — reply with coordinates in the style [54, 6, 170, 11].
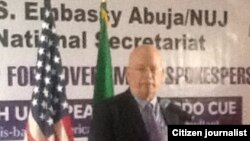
[126, 46, 165, 101]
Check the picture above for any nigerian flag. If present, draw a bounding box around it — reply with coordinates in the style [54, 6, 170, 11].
[93, 1, 114, 105]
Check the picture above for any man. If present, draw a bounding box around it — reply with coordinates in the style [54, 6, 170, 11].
[89, 44, 191, 141]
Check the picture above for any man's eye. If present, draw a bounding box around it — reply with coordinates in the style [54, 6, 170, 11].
[151, 68, 156, 71]
[136, 68, 145, 71]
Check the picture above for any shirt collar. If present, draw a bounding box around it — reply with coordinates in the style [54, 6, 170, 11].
[133, 94, 158, 109]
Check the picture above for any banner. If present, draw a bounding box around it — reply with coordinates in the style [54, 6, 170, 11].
[0, 97, 241, 140]
[1, 0, 250, 140]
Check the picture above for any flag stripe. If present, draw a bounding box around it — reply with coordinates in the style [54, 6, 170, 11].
[61, 116, 74, 141]
[54, 116, 74, 141]
[26, 111, 74, 141]
[24, 124, 36, 141]
[27, 114, 48, 141]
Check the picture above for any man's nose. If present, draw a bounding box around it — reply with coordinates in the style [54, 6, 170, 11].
[143, 68, 153, 78]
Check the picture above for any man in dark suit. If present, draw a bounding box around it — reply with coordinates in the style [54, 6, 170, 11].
[89, 45, 191, 141]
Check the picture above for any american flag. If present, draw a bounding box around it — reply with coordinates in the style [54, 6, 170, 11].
[24, 0, 74, 141]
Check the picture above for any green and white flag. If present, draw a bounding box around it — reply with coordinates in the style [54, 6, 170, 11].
[93, 1, 114, 105]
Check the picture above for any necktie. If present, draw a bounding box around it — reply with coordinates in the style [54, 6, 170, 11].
[144, 103, 167, 141]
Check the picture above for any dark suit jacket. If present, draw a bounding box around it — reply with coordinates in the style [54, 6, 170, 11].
[89, 89, 191, 141]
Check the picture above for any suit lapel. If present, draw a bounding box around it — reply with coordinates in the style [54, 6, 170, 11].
[123, 89, 149, 140]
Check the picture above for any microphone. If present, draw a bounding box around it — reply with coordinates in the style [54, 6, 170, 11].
[160, 98, 194, 122]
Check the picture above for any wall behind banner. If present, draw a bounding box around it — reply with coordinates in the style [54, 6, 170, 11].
[0, 0, 250, 140]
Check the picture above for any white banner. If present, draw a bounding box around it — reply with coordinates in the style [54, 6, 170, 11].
[0, 0, 250, 140]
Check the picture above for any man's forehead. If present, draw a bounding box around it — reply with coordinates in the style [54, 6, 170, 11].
[129, 57, 161, 66]
[130, 49, 159, 60]
[128, 45, 163, 66]
[132, 46, 158, 55]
